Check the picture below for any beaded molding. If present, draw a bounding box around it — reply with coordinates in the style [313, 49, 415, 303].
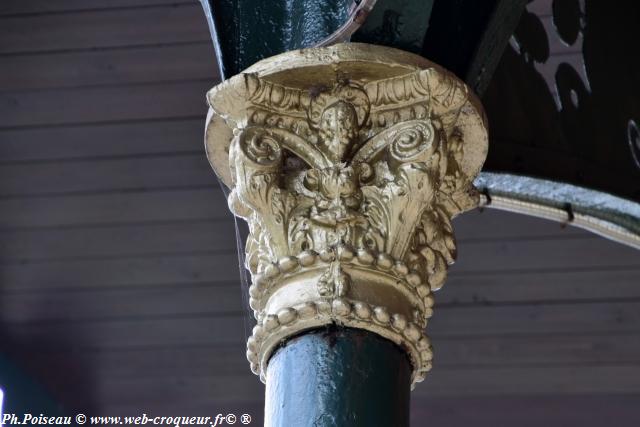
[249, 245, 435, 322]
[246, 297, 434, 387]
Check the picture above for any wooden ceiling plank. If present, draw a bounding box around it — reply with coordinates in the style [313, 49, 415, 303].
[0, 154, 214, 197]
[0, 253, 243, 290]
[0, 189, 227, 229]
[0, 119, 205, 163]
[0, 80, 211, 129]
[0, 221, 238, 262]
[0, 0, 197, 17]
[453, 237, 640, 272]
[454, 209, 584, 239]
[0, 43, 217, 92]
[1, 282, 245, 323]
[446, 268, 640, 304]
[0, 4, 209, 55]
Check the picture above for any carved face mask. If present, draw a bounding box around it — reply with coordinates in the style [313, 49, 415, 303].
[319, 100, 359, 162]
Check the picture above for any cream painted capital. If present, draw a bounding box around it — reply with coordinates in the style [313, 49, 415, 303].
[204, 43, 488, 387]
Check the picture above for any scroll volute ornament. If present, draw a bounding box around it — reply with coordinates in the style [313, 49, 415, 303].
[205, 44, 488, 387]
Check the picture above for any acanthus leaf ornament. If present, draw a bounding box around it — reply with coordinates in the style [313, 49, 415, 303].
[205, 43, 488, 387]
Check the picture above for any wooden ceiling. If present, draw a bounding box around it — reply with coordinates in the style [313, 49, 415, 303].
[0, 0, 639, 425]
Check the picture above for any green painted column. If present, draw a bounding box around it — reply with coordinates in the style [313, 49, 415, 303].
[265, 327, 411, 427]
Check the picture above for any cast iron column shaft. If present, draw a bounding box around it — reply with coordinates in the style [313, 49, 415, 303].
[265, 327, 411, 427]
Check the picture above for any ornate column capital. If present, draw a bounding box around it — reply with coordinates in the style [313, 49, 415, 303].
[205, 43, 488, 387]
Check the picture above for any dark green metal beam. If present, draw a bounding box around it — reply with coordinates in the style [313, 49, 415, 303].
[351, 0, 434, 54]
[200, 0, 352, 78]
[200, 0, 526, 95]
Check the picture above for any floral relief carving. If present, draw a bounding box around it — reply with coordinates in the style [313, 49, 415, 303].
[223, 72, 472, 280]
[205, 44, 488, 386]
